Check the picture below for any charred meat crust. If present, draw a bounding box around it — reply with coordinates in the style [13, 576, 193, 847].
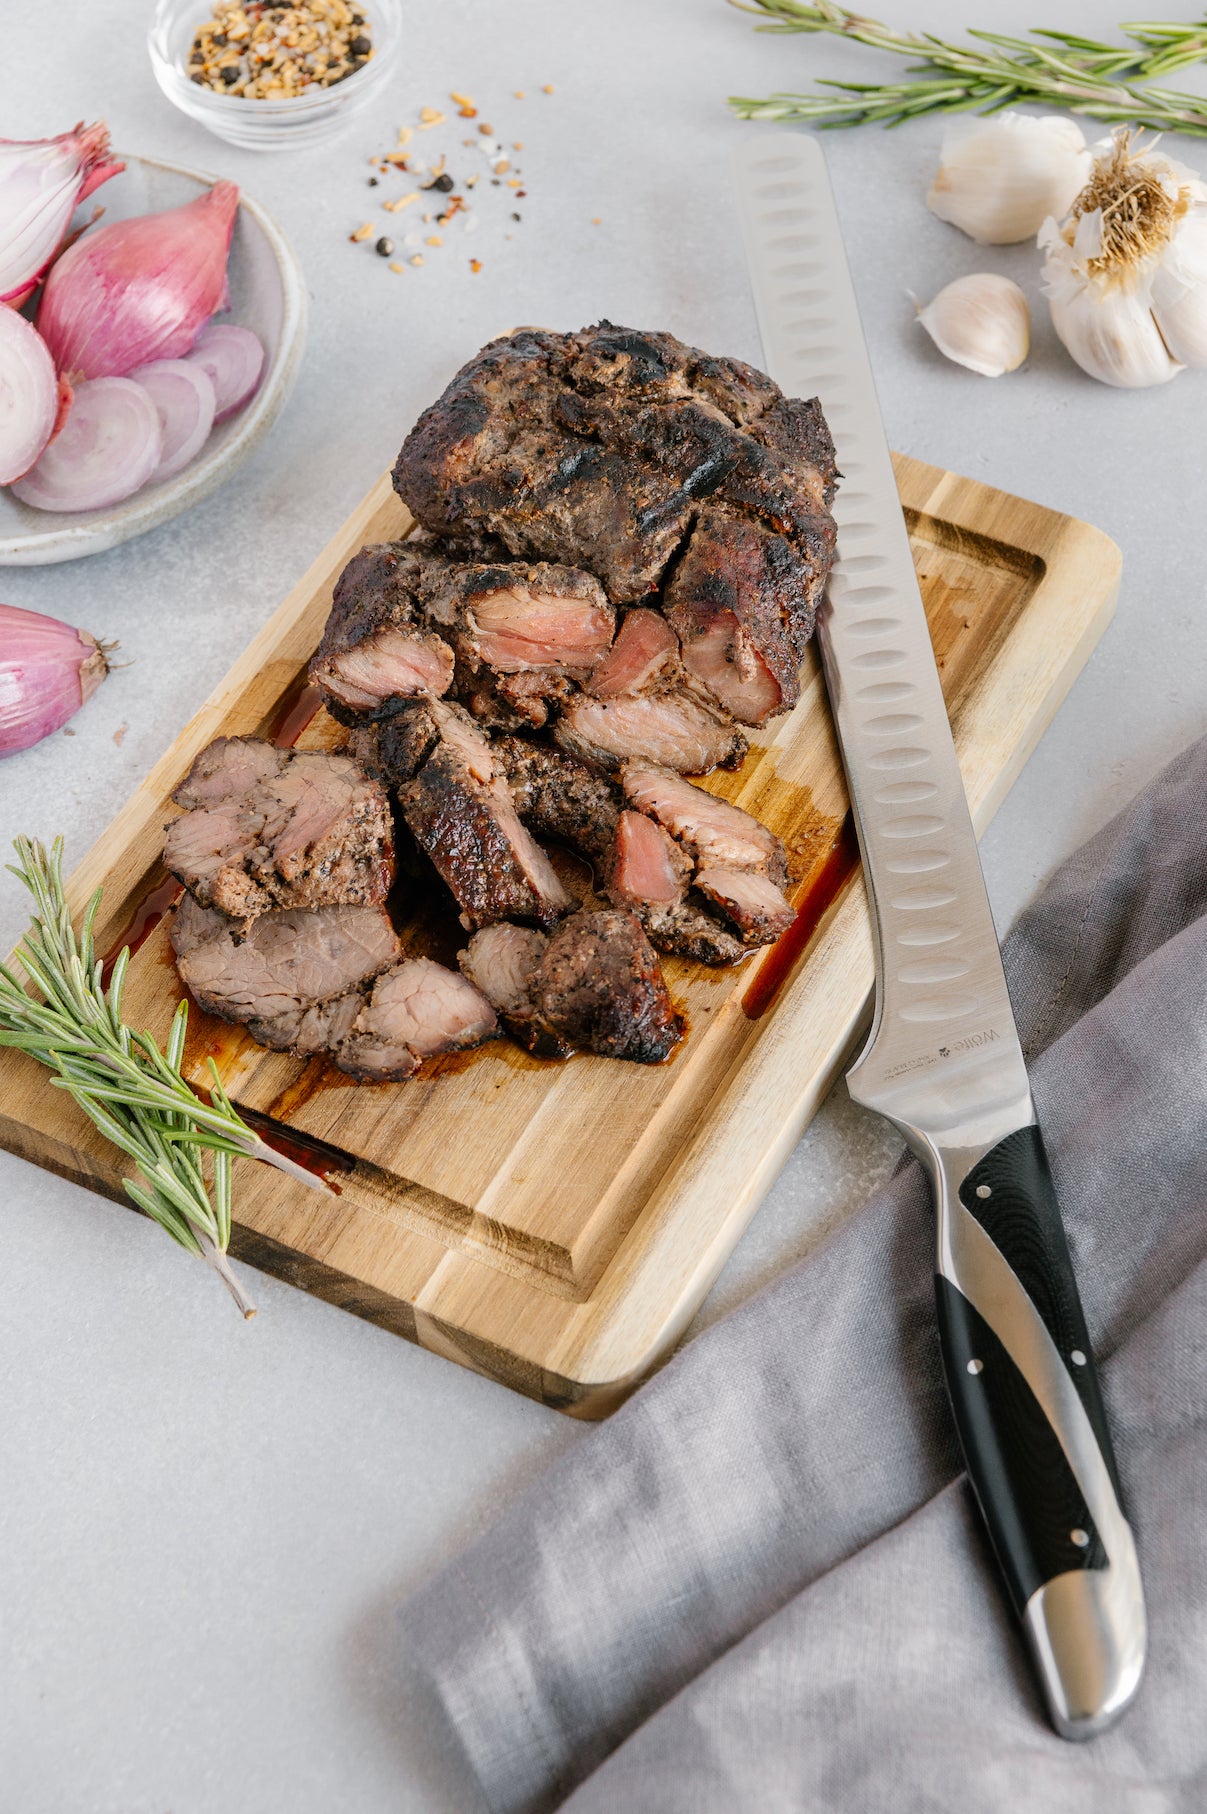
[166, 738, 395, 923]
[308, 543, 456, 726]
[396, 704, 571, 930]
[460, 908, 684, 1064]
[392, 324, 838, 655]
[494, 735, 622, 870]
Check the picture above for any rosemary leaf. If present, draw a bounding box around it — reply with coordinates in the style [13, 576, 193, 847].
[727, 3, 1207, 136]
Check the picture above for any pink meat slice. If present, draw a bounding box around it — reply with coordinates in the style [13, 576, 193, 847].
[620, 764, 786, 879]
[468, 587, 615, 672]
[675, 611, 784, 725]
[556, 690, 746, 776]
[336, 958, 498, 1080]
[694, 865, 795, 942]
[588, 609, 678, 698]
[173, 901, 402, 1024]
[459, 921, 547, 1014]
[611, 810, 688, 908]
[313, 625, 455, 712]
[173, 737, 281, 808]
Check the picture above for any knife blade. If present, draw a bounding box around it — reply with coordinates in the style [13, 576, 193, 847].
[732, 131, 1145, 1739]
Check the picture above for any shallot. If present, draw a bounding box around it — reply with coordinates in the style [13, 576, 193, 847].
[187, 323, 264, 422]
[0, 601, 114, 755]
[37, 180, 239, 380]
[134, 358, 216, 481]
[0, 122, 122, 309]
[0, 306, 67, 484]
[12, 377, 162, 513]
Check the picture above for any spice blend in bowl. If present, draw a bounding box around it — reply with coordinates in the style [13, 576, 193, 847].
[187, 0, 373, 100]
[148, 0, 400, 149]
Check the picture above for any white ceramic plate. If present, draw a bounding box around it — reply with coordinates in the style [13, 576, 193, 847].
[0, 153, 307, 565]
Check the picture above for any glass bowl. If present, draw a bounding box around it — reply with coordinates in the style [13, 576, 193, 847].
[148, 0, 401, 151]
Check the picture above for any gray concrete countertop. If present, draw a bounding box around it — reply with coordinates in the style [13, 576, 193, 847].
[2, 4, 1204, 1808]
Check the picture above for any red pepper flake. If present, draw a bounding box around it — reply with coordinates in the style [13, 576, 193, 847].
[469, 258, 483, 272]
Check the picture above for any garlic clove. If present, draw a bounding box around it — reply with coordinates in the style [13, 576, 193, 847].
[1150, 210, 1207, 367]
[927, 113, 1092, 246]
[1049, 282, 1181, 389]
[916, 274, 1030, 378]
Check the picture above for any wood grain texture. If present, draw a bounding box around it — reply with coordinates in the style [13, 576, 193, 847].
[0, 457, 1120, 1415]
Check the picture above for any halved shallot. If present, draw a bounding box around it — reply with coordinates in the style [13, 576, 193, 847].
[0, 305, 65, 484]
[0, 121, 123, 309]
[11, 376, 161, 512]
[0, 601, 114, 755]
[133, 357, 216, 481]
[187, 322, 264, 422]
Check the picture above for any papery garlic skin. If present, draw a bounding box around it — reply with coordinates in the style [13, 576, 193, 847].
[927, 113, 1091, 246]
[0, 602, 112, 756]
[0, 123, 123, 310]
[1041, 130, 1207, 389]
[917, 274, 1030, 378]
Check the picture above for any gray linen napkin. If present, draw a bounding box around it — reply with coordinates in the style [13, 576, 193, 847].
[398, 734, 1207, 1813]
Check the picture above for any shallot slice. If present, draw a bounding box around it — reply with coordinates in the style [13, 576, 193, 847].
[133, 357, 216, 482]
[11, 376, 162, 513]
[186, 323, 264, 422]
[0, 306, 62, 484]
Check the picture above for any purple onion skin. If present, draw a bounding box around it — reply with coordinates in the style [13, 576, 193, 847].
[0, 601, 112, 755]
[36, 180, 239, 381]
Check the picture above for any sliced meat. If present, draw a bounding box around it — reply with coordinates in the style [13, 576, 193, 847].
[309, 543, 455, 724]
[609, 809, 689, 907]
[420, 559, 614, 674]
[336, 958, 498, 1081]
[398, 701, 572, 930]
[605, 808, 747, 966]
[248, 989, 366, 1059]
[460, 908, 684, 1063]
[459, 921, 547, 1015]
[556, 687, 746, 776]
[171, 897, 401, 1037]
[166, 738, 394, 922]
[458, 920, 567, 1057]
[587, 608, 678, 699]
[619, 763, 793, 947]
[695, 865, 795, 944]
[664, 513, 808, 725]
[620, 763, 787, 881]
[495, 736, 622, 870]
[532, 909, 684, 1063]
[392, 323, 838, 629]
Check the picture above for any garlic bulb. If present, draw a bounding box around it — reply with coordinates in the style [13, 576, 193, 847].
[916, 274, 1030, 378]
[927, 113, 1092, 246]
[1040, 130, 1207, 389]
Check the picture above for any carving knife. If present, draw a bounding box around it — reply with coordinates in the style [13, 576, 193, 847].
[732, 132, 1145, 1739]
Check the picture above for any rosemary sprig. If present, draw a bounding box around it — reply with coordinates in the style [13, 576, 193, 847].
[0, 836, 331, 1316]
[728, 3, 1207, 135]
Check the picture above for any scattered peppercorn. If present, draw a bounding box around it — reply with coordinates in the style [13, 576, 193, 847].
[375, 236, 394, 255]
[423, 172, 454, 192]
[368, 176, 378, 186]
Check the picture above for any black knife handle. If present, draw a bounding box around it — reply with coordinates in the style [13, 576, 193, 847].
[933, 1125, 1145, 1738]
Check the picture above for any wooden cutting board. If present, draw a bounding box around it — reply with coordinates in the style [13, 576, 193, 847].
[0, 456, 1119, 1415]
